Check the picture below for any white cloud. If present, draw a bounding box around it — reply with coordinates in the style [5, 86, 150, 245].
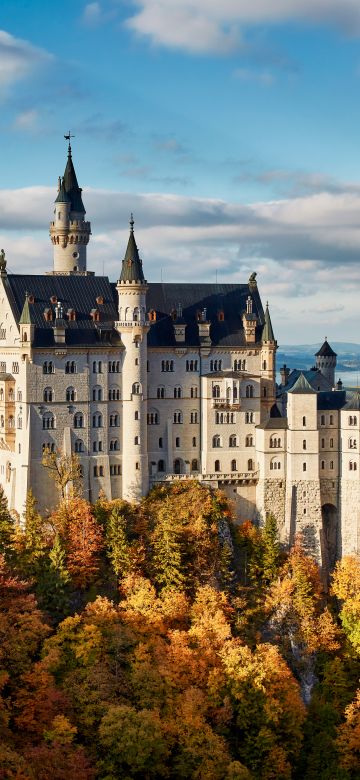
[2, 182, 360, 341]
[0, 30, 52, 92]
[83, 2, 102, 25]
[13, 109, 39, 130]
[124, 0, 360, 54]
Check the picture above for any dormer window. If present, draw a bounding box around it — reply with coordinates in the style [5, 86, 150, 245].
[28, 294, 34, 304]
[217, 310, 224, 322]
[90, 309, 100, 322]
[196, 310, 202, 322]
[44, 308, 53, 322]
[67, 309, 76, 321]
[149, 309, 157, 322]
[170, 309, 177, 321]
[96, 295, 104, 305]
[50, 295, 57, 304]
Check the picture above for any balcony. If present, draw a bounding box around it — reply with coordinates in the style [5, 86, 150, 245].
[212, 398, 241, 410]
[150, 470, 258, 485]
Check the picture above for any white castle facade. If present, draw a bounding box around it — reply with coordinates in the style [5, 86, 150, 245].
[0, 143, 359, 568]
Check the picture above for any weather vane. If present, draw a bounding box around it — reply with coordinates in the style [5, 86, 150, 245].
[64, 131, 75, 152]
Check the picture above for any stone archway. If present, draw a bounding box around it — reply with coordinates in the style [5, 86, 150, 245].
[321, 503, 338, 571]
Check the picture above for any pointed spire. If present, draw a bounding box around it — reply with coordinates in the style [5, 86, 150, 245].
[55, 177, 70, 204]
[19, 292, 32, 325]
[262, 301, 275, 342]
[119, 215, 145, 283]
[62, 145, 85, 214]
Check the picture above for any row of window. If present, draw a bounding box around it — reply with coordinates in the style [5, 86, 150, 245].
[43, 387, 121, 403]
[43, 360, 121, 375]
[233, 360, 247, 371]
[215, 412, 236, 424]
[0, 415, 22, 429]
[42, 412, 120, 430]
[0, 362, 18, 374]
[0, 389, 22, 402]
[161, 360, 199, 372]
[213, 434, 253, 448]
[212, 384, 254, 398]
[156, 386, 199, 399]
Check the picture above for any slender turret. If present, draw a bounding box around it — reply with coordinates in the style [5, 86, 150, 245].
[115, 216, 149, 501]
[49, 140, 91, 274]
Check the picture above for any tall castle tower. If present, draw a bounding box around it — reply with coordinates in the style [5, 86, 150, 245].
[315, 339, 337, 387]
[260, 302, 277, 419]
[116, 216, 149, 501]
[49, 141, 91, 274]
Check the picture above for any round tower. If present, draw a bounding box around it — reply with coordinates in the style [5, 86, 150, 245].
[49, 142, 91, 274]
[116, 216, 149, 502]
[315, 338, 337, 388]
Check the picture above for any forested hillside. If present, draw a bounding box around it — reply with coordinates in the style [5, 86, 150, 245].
[0, 481, 359, 779]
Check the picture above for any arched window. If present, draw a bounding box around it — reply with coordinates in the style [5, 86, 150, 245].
[303, 440, 306, 450]
[349, 437, 357, 449]
[190, 411, 198, 424]
[320, 414, 325, 425]
[175, 437, 180, 448]
[0, 389, 3, 401]
[92, 412, 103, 428]
[245, 384, 254, 398]
[192, 436, 196, 447]
[109, 439, 120, 451]
[302, 416, 306, 426]
[74, 412, 84, 429]
[214, 459, 221, 472]
[212, 384, 220, 399]
[92, 387, 102, 401]
[110, 413, 120, 427]
[66, 386, 76, 402]
[229, 434, 237, 448]
[174, 459, 181, 474]
[245, 435, 253, 447]
[157, 386, 165, 399]
[245, 411, 254, 424]
[42, 412, 55, 430]
[173, 410, 183, 424]
[147, 411, 159, 425]
[248, 459, 254, 471]
[191, 459, 198, 472]
[43, 387, 53, 403]
[174, 386, 182, 399]
[158, 459, 165, 472]
[191, 386, 198, 398]
[17, 416, 22, 429]
[74, 439, 84, 453]
[132, 382, 141, 395]
[8, 389, 14, 401]
[263, 360, 267, 370]
[43, 361, 54, 375]
[65, 360, 77, 374]
[270, 458, 280, 471]
[109, 387, 120, 400]
[212, 435, 221, 448]
[303, 462, 307, 472]
[231, 459, 237, 472]
[321, 460, 325, 470]
[43, 442, 55, 454]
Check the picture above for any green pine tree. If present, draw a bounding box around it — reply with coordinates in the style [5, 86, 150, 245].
[106, 508, 131, 582]
[151, 502, 185, 592]
[36, 534, 70, 621]
[17, 490, 47, 578]
[0, 484, 15, 560]
[262, 513, 280, 584]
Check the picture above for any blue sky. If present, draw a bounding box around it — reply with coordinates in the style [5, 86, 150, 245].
[1, 1, 360, 343]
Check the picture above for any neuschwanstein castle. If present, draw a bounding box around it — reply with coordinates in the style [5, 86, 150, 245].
[0, 142, 358, 567]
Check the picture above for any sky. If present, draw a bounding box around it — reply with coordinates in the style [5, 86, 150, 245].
[1, 1, 360, 343]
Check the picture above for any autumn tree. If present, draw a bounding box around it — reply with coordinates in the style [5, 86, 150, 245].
[151, 500, 185, 591]
[64, 499, 104, 589]
[105, 506, 131, 583]
[42, 448, 83, 501]
[332, 556, 360, 654]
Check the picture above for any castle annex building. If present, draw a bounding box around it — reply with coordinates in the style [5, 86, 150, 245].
[0, 143, 358, 567]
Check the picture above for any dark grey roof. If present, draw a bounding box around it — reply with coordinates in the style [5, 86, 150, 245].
[278, 368, 332, 396]
[203, 370, 251, 379]
[55, 177, 71, 204]
[62, 148, 85, 214]
[315, 339, 337, 358]
[262, 302, 275, 342]
[343, 391, 360, 411]
[288, 372, 316, 394]
[270, 403, 282, 418]
[317, 390, 346, 410]
[145, 283, 265, 348]
[5, 274, 120, 348]
[257, 417, 288, 430]
[119, 218, 145, 283]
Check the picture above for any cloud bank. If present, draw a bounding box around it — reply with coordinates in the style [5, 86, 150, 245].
[0, 30, 52, 92]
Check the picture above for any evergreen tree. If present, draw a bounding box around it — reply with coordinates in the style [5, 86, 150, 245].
[106, 508, 131, 583]
[17, 490, 47, 578]
[0, 485, 15, 561]
[151, 502, 185, 591]
[262, 513, 280, 584]
[36, 535, 70, 621]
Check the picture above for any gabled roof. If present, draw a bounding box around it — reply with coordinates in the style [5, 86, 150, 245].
[315, 339, 337, 358]
[278, 368, 332, 396]
[119, 216, 145, 284]
[288, 372, 316, 394]
[343, 390, 360, 411]
[257, 417, 288, 430]
[19, 293, 33, 325]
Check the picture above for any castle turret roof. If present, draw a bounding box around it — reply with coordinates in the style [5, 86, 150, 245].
[62, 145, 85, 214]
[315, 338, 337, 358]
[262, 302, 275, 342]
[119, 215, 145, 284]
[288, 372, 316, 394]
[19, 292, 33, 325]
[55, 177, 71, 204]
